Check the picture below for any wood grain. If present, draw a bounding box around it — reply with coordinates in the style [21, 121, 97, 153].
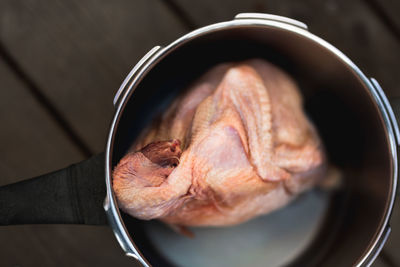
[0, 60, 140, 266]
[0, 58, 132, 266]
[377, 0, 400, 27]
[0, 225, 140, 267]
[363, 0, 400, 42]
[383, 202, 400, 266]
[0, 61, 139, 265]
[0, 0, 187, 153]
[0, 60, 83, 185]
[372, 257, 393, 267]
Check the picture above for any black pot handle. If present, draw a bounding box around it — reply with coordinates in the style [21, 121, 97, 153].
[0, 153, 107, 225]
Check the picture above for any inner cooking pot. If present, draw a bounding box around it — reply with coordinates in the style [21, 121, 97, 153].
[107, 14, 398, 267]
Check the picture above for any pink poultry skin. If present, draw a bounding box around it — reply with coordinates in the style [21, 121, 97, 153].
[113, 59, 326, 227]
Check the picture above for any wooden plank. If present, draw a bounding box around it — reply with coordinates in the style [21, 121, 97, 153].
[0, 225, 139, 267]
[372, 257, 391, 267]
[378, 0, 400, 30]
[0, 0, 187, 153]
[383, 201, 400, 265]
[0, 1, 186, 265]
[0, 57, 136, 266]
[0, 61, 83, 184]
[171, 0, 400, 99]
[363, 0, 400, 41]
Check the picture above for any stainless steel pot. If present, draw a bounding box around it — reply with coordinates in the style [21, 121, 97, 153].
[1, 13, 398, 267]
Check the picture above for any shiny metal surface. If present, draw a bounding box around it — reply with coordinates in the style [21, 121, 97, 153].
[104, 160, 150, 266]
[104, 13, 399, 267]
[234, 13, 308, 30]
[364, 226, 391, 267]
[113, 46, 163, 107]
[370, 78, 400, 145]
[355, 77, 398, 266]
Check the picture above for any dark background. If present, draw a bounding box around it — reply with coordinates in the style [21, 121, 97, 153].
[0, 0, 399, 266]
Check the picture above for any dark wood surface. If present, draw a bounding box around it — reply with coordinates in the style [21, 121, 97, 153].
[0, 0, 398, 266]
[0, 0, 186, 153]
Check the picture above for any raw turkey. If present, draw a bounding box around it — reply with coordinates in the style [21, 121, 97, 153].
[113, 59, 326, 227]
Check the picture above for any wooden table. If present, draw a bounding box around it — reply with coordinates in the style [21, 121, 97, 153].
[0, 0, 398, 266]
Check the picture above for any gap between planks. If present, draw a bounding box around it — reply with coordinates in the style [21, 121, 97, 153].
[0, 40, 93, 157]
